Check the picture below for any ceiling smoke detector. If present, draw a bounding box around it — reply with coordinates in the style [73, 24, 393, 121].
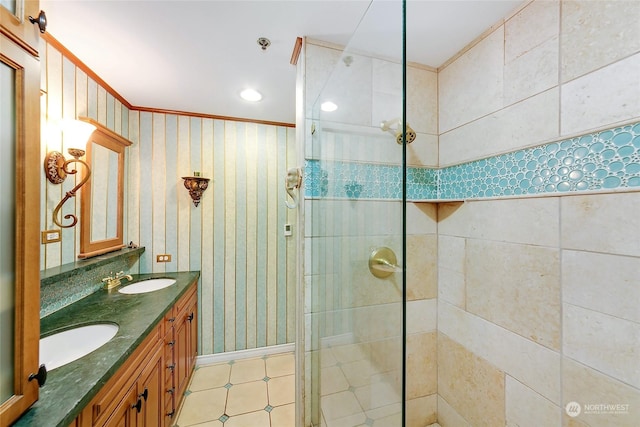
[257, 37, 271, 51]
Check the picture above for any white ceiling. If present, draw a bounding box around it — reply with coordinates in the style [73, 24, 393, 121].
[40, 0, 525, 125]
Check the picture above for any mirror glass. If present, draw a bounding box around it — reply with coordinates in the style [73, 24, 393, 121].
[79, 120, 132, 259]
[90, 142, 119, 241]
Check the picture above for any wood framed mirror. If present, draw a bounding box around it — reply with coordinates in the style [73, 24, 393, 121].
[78, 117, 132, 259]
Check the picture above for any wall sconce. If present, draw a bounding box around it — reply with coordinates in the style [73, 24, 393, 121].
[44, 119, 96, 228]
[182, 172, 210, 207]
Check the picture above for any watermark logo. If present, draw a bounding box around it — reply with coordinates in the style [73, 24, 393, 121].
[566, 401, 581, 417]
[565, 401, 630, 417]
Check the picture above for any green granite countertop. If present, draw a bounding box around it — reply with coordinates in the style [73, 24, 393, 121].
[14, 271, 200, 427]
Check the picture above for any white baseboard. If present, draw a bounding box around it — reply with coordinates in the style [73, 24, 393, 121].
[196, 343, 295, 366]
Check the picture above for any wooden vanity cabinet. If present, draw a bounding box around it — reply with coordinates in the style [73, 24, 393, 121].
[163, 283, 198, 425]
[72, 282, 198, 427]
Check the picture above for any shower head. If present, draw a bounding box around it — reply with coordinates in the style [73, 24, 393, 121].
[380, 118, 416, 145]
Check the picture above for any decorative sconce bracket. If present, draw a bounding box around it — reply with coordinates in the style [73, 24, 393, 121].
[44, 148, 91, 228]
[182, 176, 210, 207]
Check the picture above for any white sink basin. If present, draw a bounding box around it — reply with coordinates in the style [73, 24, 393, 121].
[118, 278, 176, 294]
[40, 323, 119, 371]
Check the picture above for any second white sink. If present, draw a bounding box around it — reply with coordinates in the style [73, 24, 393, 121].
[118, 278, 176, 294]
[40, 323, 119, 371]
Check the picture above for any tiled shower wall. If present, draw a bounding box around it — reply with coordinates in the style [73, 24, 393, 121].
[40, 40, 297, 355]
[437, 1, 640, 427]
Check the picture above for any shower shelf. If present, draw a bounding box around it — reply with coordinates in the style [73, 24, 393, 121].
[408, 199, 465, 204]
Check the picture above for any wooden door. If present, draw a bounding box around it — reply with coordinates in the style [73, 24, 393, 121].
[0, 32, 41, 427]
[0, 0, 41, 56]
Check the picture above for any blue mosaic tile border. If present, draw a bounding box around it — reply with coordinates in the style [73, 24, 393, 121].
[304, 122, 640, 200]
[304, 159, 437, 200]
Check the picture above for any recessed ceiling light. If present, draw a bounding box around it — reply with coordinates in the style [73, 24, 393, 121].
[240, 88, 262, 102]
[321, 101, 338, 112]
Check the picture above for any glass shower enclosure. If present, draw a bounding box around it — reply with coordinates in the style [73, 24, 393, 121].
[302, 1, 408, 425]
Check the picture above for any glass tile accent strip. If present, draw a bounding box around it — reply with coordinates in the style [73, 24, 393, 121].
[305, 122, 640, 200]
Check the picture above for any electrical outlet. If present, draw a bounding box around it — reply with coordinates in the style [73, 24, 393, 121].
[41, 229, 61, 244]
[156, 254, 172, 263]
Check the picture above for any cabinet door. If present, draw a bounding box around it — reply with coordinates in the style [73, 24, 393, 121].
[0, 0, 41, 56]
[103, 387, 138, 427]
[137, 347, 163, 427]
[0, 33, 41, 427]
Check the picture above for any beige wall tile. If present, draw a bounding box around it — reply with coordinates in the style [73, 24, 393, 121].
[406, 332, 437, 399]
[561, 193, 640, 257]
[406, 202, 437, 235]
[438, 301, 561, 403]
[439, 28, 504, 133]
[561, 0, 640, 83]
[506, 375, 561, 427]
[505, 0, 559, 63]
[438, 333, 506, 427]
[406, 299, 437, 335]
[407, 67, 438, 135]
[406, 234, 437, 301]
[305, 42, 342, 117]
[406, 394, 437, 427]
[503, 0, 560, 106]
[504, 36, 559, 106]
[439, 88, 559, 165]
[563, 357, 640, 427]
[438, 198, 560, 247]
[466, 240, 561, 350]
[561, 53, 640, 135]
[564, 303, 640, 389]
[407, 133, 439, 168]
[563, 250, 640, 323]
[437, 235, 466, 308]
[316, 53, 373, 127]
[437, 395, 471, 427]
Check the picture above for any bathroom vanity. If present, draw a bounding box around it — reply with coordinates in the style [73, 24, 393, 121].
[14, 271, 200, 427]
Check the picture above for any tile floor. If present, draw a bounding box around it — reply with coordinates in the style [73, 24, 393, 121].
[174, 352, 295, 427]
[318, 343, 403, 427]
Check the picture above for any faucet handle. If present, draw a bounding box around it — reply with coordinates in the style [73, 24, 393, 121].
[115, 271, 125, 278]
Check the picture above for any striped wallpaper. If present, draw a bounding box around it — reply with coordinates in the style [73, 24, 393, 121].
[40, 39, 297, 354]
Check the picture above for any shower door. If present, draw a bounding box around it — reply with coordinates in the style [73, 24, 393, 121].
[302, 1, 407, 425]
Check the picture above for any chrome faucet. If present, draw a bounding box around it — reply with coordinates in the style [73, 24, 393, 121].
[102, 271, 133, 290]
